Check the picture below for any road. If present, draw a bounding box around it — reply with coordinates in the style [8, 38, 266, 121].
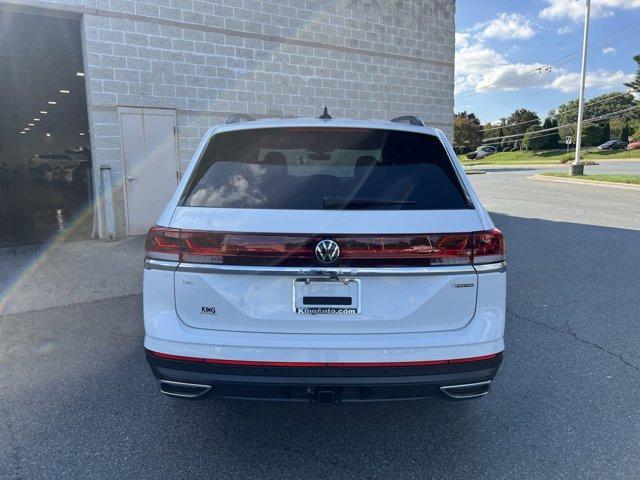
[1, 162, 639, 479]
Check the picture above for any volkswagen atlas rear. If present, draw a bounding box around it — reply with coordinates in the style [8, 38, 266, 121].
[143, 117, 506, 403]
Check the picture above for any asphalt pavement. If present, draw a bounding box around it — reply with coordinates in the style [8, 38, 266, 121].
[1, 162, 639, 479]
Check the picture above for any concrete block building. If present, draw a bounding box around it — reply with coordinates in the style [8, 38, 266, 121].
[0, 0, 455, 243]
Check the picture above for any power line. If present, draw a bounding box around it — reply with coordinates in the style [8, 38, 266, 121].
[480, 90, 636, 133]
[481, 104, 640, 143]
[478, 116, 615, 148]
[481, 108, 637, 147]
[454, 22, 640, 99]
[456, 24, 640, 99]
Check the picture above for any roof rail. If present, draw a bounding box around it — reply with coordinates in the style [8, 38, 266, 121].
[226, 113, 257, 124]
[390, 115, 425, 127]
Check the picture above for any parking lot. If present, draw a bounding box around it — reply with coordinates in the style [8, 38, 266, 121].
[1, 162, 639, 479]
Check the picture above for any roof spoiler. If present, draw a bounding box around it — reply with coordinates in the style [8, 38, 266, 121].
[390, 115, 425, 126]
[226, 113, 256, 124]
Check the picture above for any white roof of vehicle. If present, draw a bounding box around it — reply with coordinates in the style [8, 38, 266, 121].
[206, 116, 443, 138]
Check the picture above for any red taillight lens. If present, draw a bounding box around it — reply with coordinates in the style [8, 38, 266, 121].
[144, 228, 504, 266]
[180, 233, 315, 264]
[471, 228, 505, 264]
[178, 232, 474, 267]
[145, 226, 181, 261]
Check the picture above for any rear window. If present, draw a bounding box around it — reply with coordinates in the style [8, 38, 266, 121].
[182, 128, 471, 210]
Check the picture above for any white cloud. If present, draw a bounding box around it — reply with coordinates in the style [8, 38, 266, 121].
[602, 47, 617, 55]
[455, 37, 632, 96]
[540, 0, 640, 22]
[544, 69, 634, 93]
[455, 40, 547, 95]
[455, 9, 634, 97]
[477, 13, 536, 41]
[455, 32, 470, 49]
[557, 25, 573, 35]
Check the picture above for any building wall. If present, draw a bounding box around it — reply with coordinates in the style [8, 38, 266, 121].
[6, 0, 455, 238]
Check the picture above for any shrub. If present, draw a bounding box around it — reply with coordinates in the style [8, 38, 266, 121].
[523, 125, 546, 151]
[502, 147, 512, 152]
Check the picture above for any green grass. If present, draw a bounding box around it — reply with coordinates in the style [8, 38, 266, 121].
[459, 148, 640, 166]
[540, 173, 640, 185]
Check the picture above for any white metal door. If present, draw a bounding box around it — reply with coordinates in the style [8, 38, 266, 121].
[119, 107, 178, 236]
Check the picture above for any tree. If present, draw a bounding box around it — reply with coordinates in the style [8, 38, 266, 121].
[541, 117, 560, 149]
[554, 91, 638, 139]
[631, 119, 640, 140]
[523, 125, 546, 152]
[480, 123, 505, 150]
[602, 121, 611, 142]
[624, 54, 640, 92]
[455, 111, 481, 126]
[487, 109, 539, 150]
[502, 109, 540, 138]
[500, 136, 513, 151]
[610, 118, 630, 141]
[454, 112, 482, 152]
[619, 121, 632, 142]
[581, 124, 608, 147]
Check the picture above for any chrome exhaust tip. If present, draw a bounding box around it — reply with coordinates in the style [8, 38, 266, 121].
[439, 380, 491, 400]
[159, 380, 212, 399]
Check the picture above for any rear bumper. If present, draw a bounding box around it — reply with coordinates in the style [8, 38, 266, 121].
[145, 350, 503, 403]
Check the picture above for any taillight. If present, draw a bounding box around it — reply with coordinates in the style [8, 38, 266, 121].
[145, 226, 181, 261]
[144, 228, 504, 266]
[471, 228, 505, 264]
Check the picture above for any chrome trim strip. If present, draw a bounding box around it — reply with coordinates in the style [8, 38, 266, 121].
[159, 380, 212, 399]
[473, 261, 506, 274]
[146, 259, 505, 275]
[175, 263, 477, 276]
[144, 259, 179, 271]
[439, 380, 492, 400]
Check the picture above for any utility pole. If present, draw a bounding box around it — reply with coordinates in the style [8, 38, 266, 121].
[572, 0, 591, 176]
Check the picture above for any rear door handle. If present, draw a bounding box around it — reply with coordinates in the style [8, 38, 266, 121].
[126, 175, 136, 181]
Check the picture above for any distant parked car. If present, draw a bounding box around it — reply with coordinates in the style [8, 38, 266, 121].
[28, 153, 83, 173]
[597, 140, 628, 151]
[627, 141, 640, 151]
[475, 145, 497, 159]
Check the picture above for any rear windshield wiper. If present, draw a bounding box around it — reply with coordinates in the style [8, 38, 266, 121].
[323, 196, 416, 209]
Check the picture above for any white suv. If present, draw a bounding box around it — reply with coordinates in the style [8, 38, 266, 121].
[143, 113, 506, 403]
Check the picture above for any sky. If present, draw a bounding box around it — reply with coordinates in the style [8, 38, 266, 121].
[455, 0, 640, 124]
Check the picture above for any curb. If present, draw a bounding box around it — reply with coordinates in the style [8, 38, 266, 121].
[531, 174, 640, 191]
[463, 161, 600, 169]
[464, 169, 486, 175]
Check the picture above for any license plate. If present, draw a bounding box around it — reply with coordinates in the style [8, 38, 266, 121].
[293, 278, 360, 314]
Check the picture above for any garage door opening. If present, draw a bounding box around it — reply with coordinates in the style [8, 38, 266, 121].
[0, 9, 92, 248]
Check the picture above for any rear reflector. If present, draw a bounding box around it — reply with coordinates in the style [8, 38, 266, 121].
[144, 227, 504, 267]
[146, 349, 502, 367]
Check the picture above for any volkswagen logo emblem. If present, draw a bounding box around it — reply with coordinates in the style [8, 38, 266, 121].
[315, 239, 340, 264]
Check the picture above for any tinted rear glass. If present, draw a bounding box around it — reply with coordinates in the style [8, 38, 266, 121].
[182, 128, 470, 210]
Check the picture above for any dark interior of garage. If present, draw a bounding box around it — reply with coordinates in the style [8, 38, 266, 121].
[0, 8, 92, 247]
